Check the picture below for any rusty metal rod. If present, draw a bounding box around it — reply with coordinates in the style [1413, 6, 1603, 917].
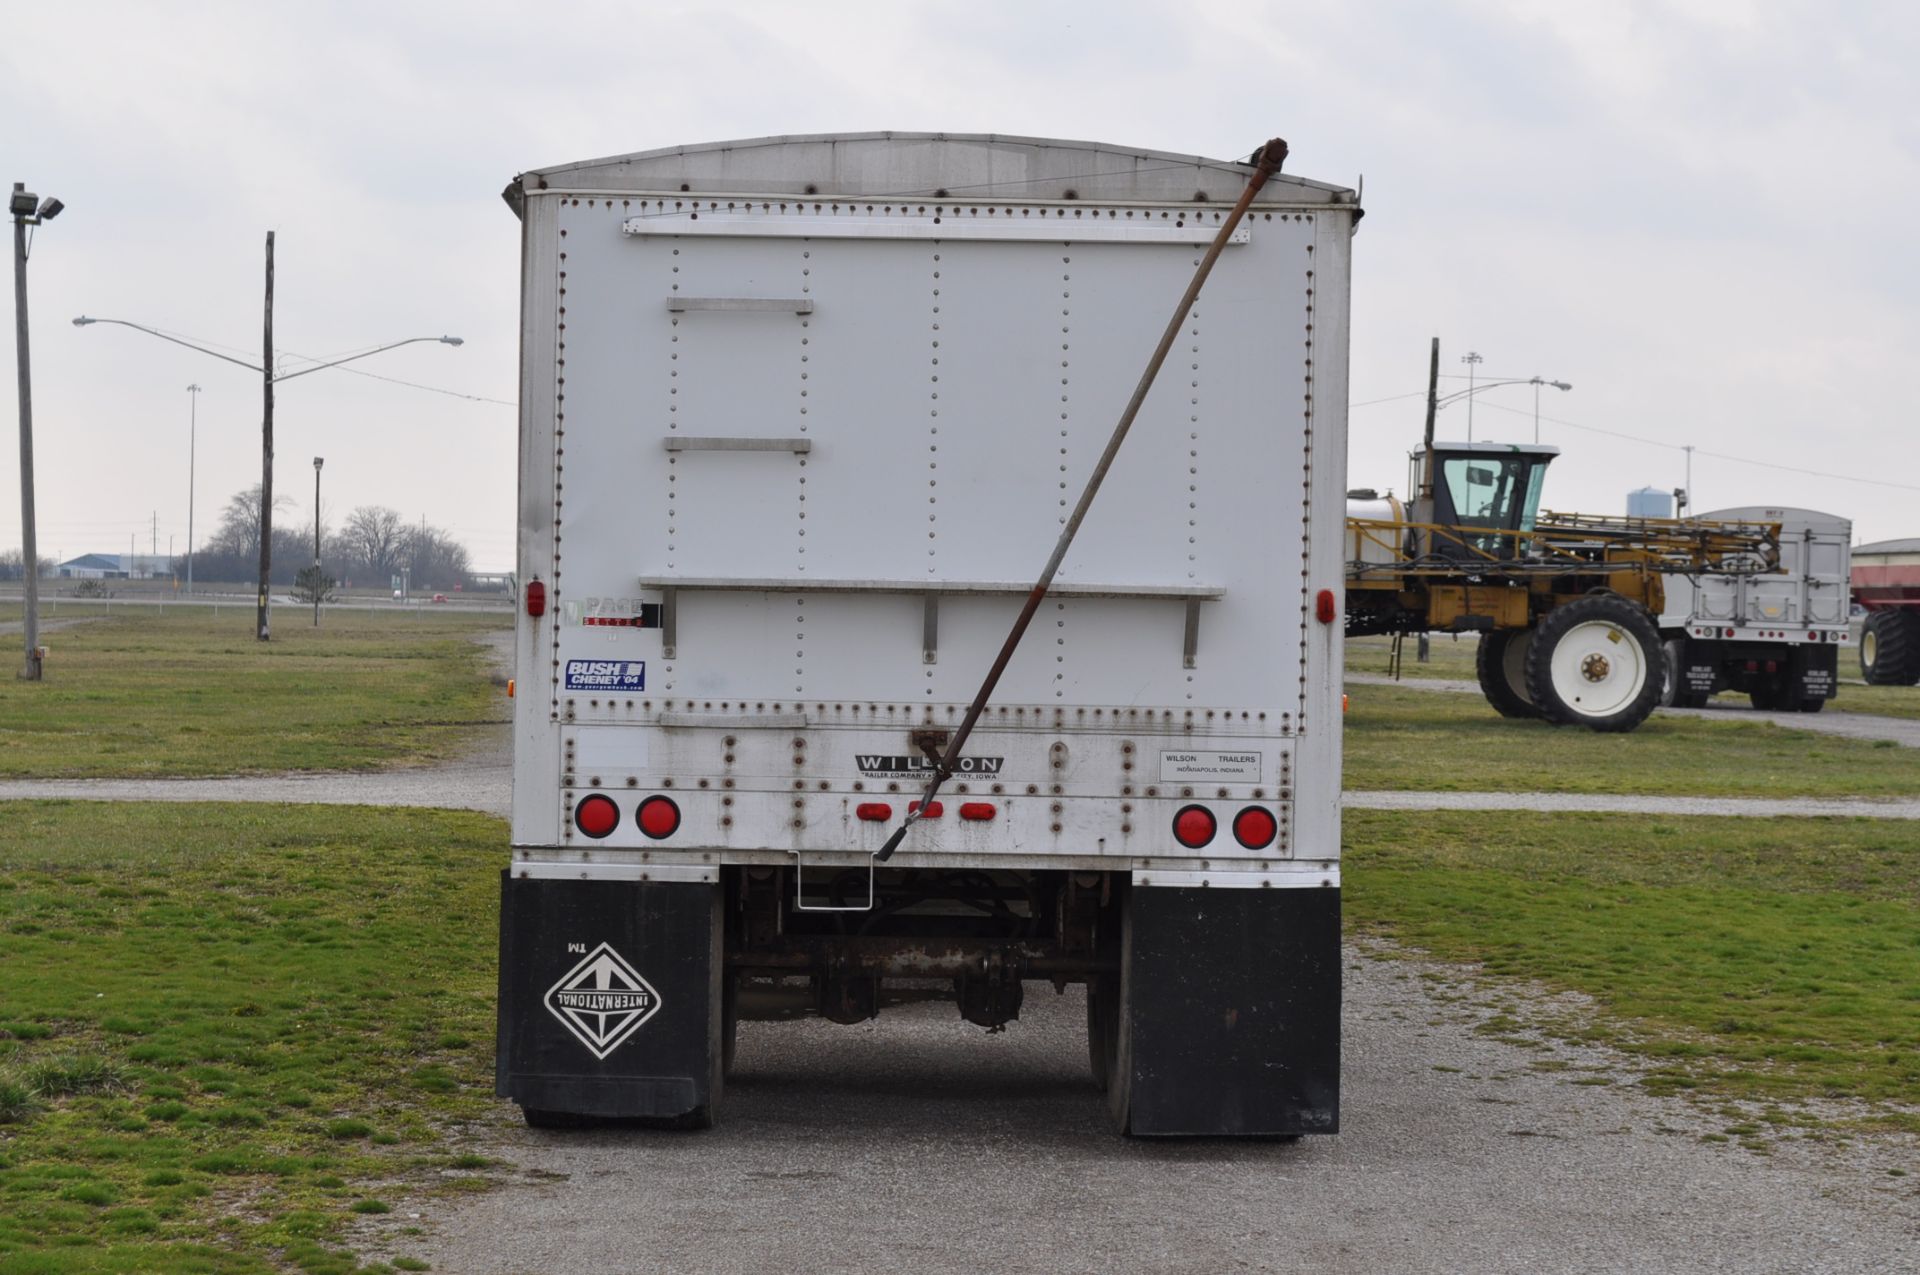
[878, 137, 1289, 862]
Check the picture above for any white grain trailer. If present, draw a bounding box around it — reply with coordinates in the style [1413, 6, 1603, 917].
[496, 133, 1359, 1135]
[1659, 506, 1851, 711]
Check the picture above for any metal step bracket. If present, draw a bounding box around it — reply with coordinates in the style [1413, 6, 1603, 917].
[787, 850, 876, 913]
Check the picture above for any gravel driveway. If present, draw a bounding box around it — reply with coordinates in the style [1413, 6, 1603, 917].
[376, 955, 1918, 1275]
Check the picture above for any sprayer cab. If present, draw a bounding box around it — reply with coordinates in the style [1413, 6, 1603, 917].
[1414, 441, 1559, 562]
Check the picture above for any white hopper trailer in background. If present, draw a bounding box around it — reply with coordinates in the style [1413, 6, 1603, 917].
[1657, 506, 1852, 711]
[494, 133, 1360, 1135]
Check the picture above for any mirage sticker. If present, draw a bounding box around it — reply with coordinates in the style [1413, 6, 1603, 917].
[564, 659, 647, 692]
[543, 942, 662, 1059]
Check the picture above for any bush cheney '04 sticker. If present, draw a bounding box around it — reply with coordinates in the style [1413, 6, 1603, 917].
[564, 659, 646, 692]
[544, 942, 662, 1059]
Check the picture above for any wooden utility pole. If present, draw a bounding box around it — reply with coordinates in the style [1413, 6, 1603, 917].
[257, 231, 274, 641]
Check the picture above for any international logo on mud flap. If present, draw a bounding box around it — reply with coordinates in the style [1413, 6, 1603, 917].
[543, 942, 662, 1059]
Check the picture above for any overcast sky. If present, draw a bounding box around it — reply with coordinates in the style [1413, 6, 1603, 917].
[6, 0, 1917, 572]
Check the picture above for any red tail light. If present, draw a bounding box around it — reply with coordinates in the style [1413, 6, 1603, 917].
[856, 803, 892, 822]
[909, 800, 943, 817]
[573, 794, 619, 839]
[1315, 588, 1337, 624]
[636, 795, 680, 840]
[1232, 806, 1277, 849]
[1172, 805, 1216, 849]
[958, 803, 996, 822]
[525, 580, 547, 618]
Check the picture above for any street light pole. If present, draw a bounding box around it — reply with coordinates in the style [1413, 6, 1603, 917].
[1460, 351, 1484, 444]
[259, 232, 275, 642]
[11, 182, 62, 681]
[73, 301, 462, 641]
[312, 456, 323, 627]
[186, 384, 200, 594]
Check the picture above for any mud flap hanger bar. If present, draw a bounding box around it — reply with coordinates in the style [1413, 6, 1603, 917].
[787, 849, 876, 912]
[877, 134, 1290, 864]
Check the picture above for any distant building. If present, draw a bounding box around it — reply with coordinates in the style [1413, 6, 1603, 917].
[56, 553, 173, 580]
[1627, 486, 1673, 519]
[56, 554, 124, 579]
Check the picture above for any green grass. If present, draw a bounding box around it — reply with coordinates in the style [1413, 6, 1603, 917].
[0, 609, 506, 778]
[1346, 810, 1920, 1125]
[1344, 682, 1920, 797]
[1346, 634, 1481, 680]
[0, 802, 502, 1273]
[1346, 634, 1920, 720]
[1831, 680, 1920, 721]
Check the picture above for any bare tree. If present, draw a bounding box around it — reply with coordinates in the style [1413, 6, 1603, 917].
[338, 506, 407, 579]
[400, 523, 473, 591]
[206, 485, 293, 561]
[0, 550, 55, 581]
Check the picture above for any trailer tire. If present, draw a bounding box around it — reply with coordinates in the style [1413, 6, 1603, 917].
[1861, 611, 1920, 686]
[1475, 631, 1540, 719]
[1525, 595, 1663, 732]
[1086, 980, 1114, 1093]
[721, 971, 740, 1081]
[1796, 697, 1826, 713]
[1660, 639, 1710, 709]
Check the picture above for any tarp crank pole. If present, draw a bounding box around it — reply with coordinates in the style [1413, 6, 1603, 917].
[877, 136, 1289, 862]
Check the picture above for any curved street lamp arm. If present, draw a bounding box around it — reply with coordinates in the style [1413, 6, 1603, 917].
[71, 316, 263, 373]
[272, 336, 460, 383]
[1435, 376, 1571, 409]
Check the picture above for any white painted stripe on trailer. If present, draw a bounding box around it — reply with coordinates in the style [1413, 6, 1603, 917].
[1134, 863, 1339, 890]
[513, 862, 716, 884]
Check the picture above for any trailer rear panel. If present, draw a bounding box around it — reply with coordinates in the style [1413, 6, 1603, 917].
[499, 134, 1359, 1134]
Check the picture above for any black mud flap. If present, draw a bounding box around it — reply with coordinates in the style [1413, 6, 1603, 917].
[1125, 885, 1340, 1136]
[1792, 642, 1839, 701]
[495, 872, 720, 1120]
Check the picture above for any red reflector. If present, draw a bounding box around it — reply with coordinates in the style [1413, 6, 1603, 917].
[1315, 588, 1337, 625]
[1172, 805, 1216, 849]
[525, 580, 547, 618]
[1807, 631, 1818, 642]
[573, 794, 619, 839]
[1724, 627, 1735, 638]
[1232, 806, 1277, 850]
[958, 802, 996, 821]
[856, 803, 892, 822]
[1745, 660, 1758, 672]
[909, 800, 943, 817]
[636, 795, 680, 840]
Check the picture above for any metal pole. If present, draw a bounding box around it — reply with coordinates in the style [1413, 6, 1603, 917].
[257, 232, 274, 641]
[12, 187, 42, 680]
[1461, 350, 1483, 444]
[313, 457, 323, 627]
[1684, 444, 1694, 512]
[1533, 379, 1541, 444]
[186, 384, 199, 595]
[878, 137, 1290, 862]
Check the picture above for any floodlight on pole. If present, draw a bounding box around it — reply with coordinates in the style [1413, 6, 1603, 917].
[13, 181, 63, 681]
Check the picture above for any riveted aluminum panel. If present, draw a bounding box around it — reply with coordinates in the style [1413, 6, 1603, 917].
[512, 138, 1353, 875]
